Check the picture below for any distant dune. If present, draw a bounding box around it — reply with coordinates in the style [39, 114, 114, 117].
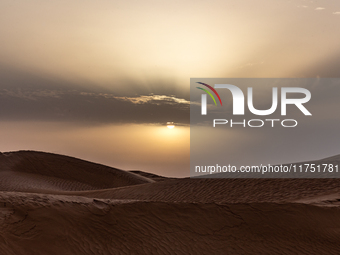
[1, 151, 340, 254]
[0, 151, 153, 192]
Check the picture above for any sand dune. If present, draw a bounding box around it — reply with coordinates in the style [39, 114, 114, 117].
[78, 178, 340, 203]
[1, 151, 340, 254]
[1, 192, 340, 255]
[0, 151, 153, 192]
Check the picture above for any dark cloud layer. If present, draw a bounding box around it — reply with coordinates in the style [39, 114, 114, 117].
[0, 87, 189, 125]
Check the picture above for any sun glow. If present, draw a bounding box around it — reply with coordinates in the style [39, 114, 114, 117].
[167, 122, 175, 129]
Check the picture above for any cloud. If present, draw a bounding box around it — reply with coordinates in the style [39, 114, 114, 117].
[0, 89, 64, 100]
[315, 7, 325, 11]
[333, 12, 340, 15]
[79, 92, 190, 105]
[0, 89, 190, 125]
[114, 95, 190, 105]
[79, 92, 190, 106]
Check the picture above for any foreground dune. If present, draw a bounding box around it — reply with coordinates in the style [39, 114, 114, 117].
[0, 151, 340, 254]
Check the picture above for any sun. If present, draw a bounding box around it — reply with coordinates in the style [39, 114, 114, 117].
[167, 122, 175, 129]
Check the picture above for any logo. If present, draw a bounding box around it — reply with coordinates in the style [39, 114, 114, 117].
[196, 82, 222, 115]
[196, 82, 312, 128]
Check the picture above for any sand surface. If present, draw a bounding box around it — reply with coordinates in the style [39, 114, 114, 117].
[1, 151, 340, 254]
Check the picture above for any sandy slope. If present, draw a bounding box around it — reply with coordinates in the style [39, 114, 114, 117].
[0, 151, 153, 192]
[1, 192, 340, 255]
[0, 151, 340, 254]
[78, 178, 340, 203]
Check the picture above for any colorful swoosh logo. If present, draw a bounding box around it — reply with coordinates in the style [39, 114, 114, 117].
[196, 82, 223, 106]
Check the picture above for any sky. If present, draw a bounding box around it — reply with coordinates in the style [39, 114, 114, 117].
[0, 0, 340, 177]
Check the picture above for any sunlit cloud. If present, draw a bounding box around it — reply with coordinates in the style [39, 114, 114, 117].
[114, 95, 190, 105]
[315, 7, 325, 11]
[333, 12, 340, 15]
[80, 92, 190, 105]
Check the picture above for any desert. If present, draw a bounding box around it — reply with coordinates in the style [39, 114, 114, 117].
[0, 151, 340, 254]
